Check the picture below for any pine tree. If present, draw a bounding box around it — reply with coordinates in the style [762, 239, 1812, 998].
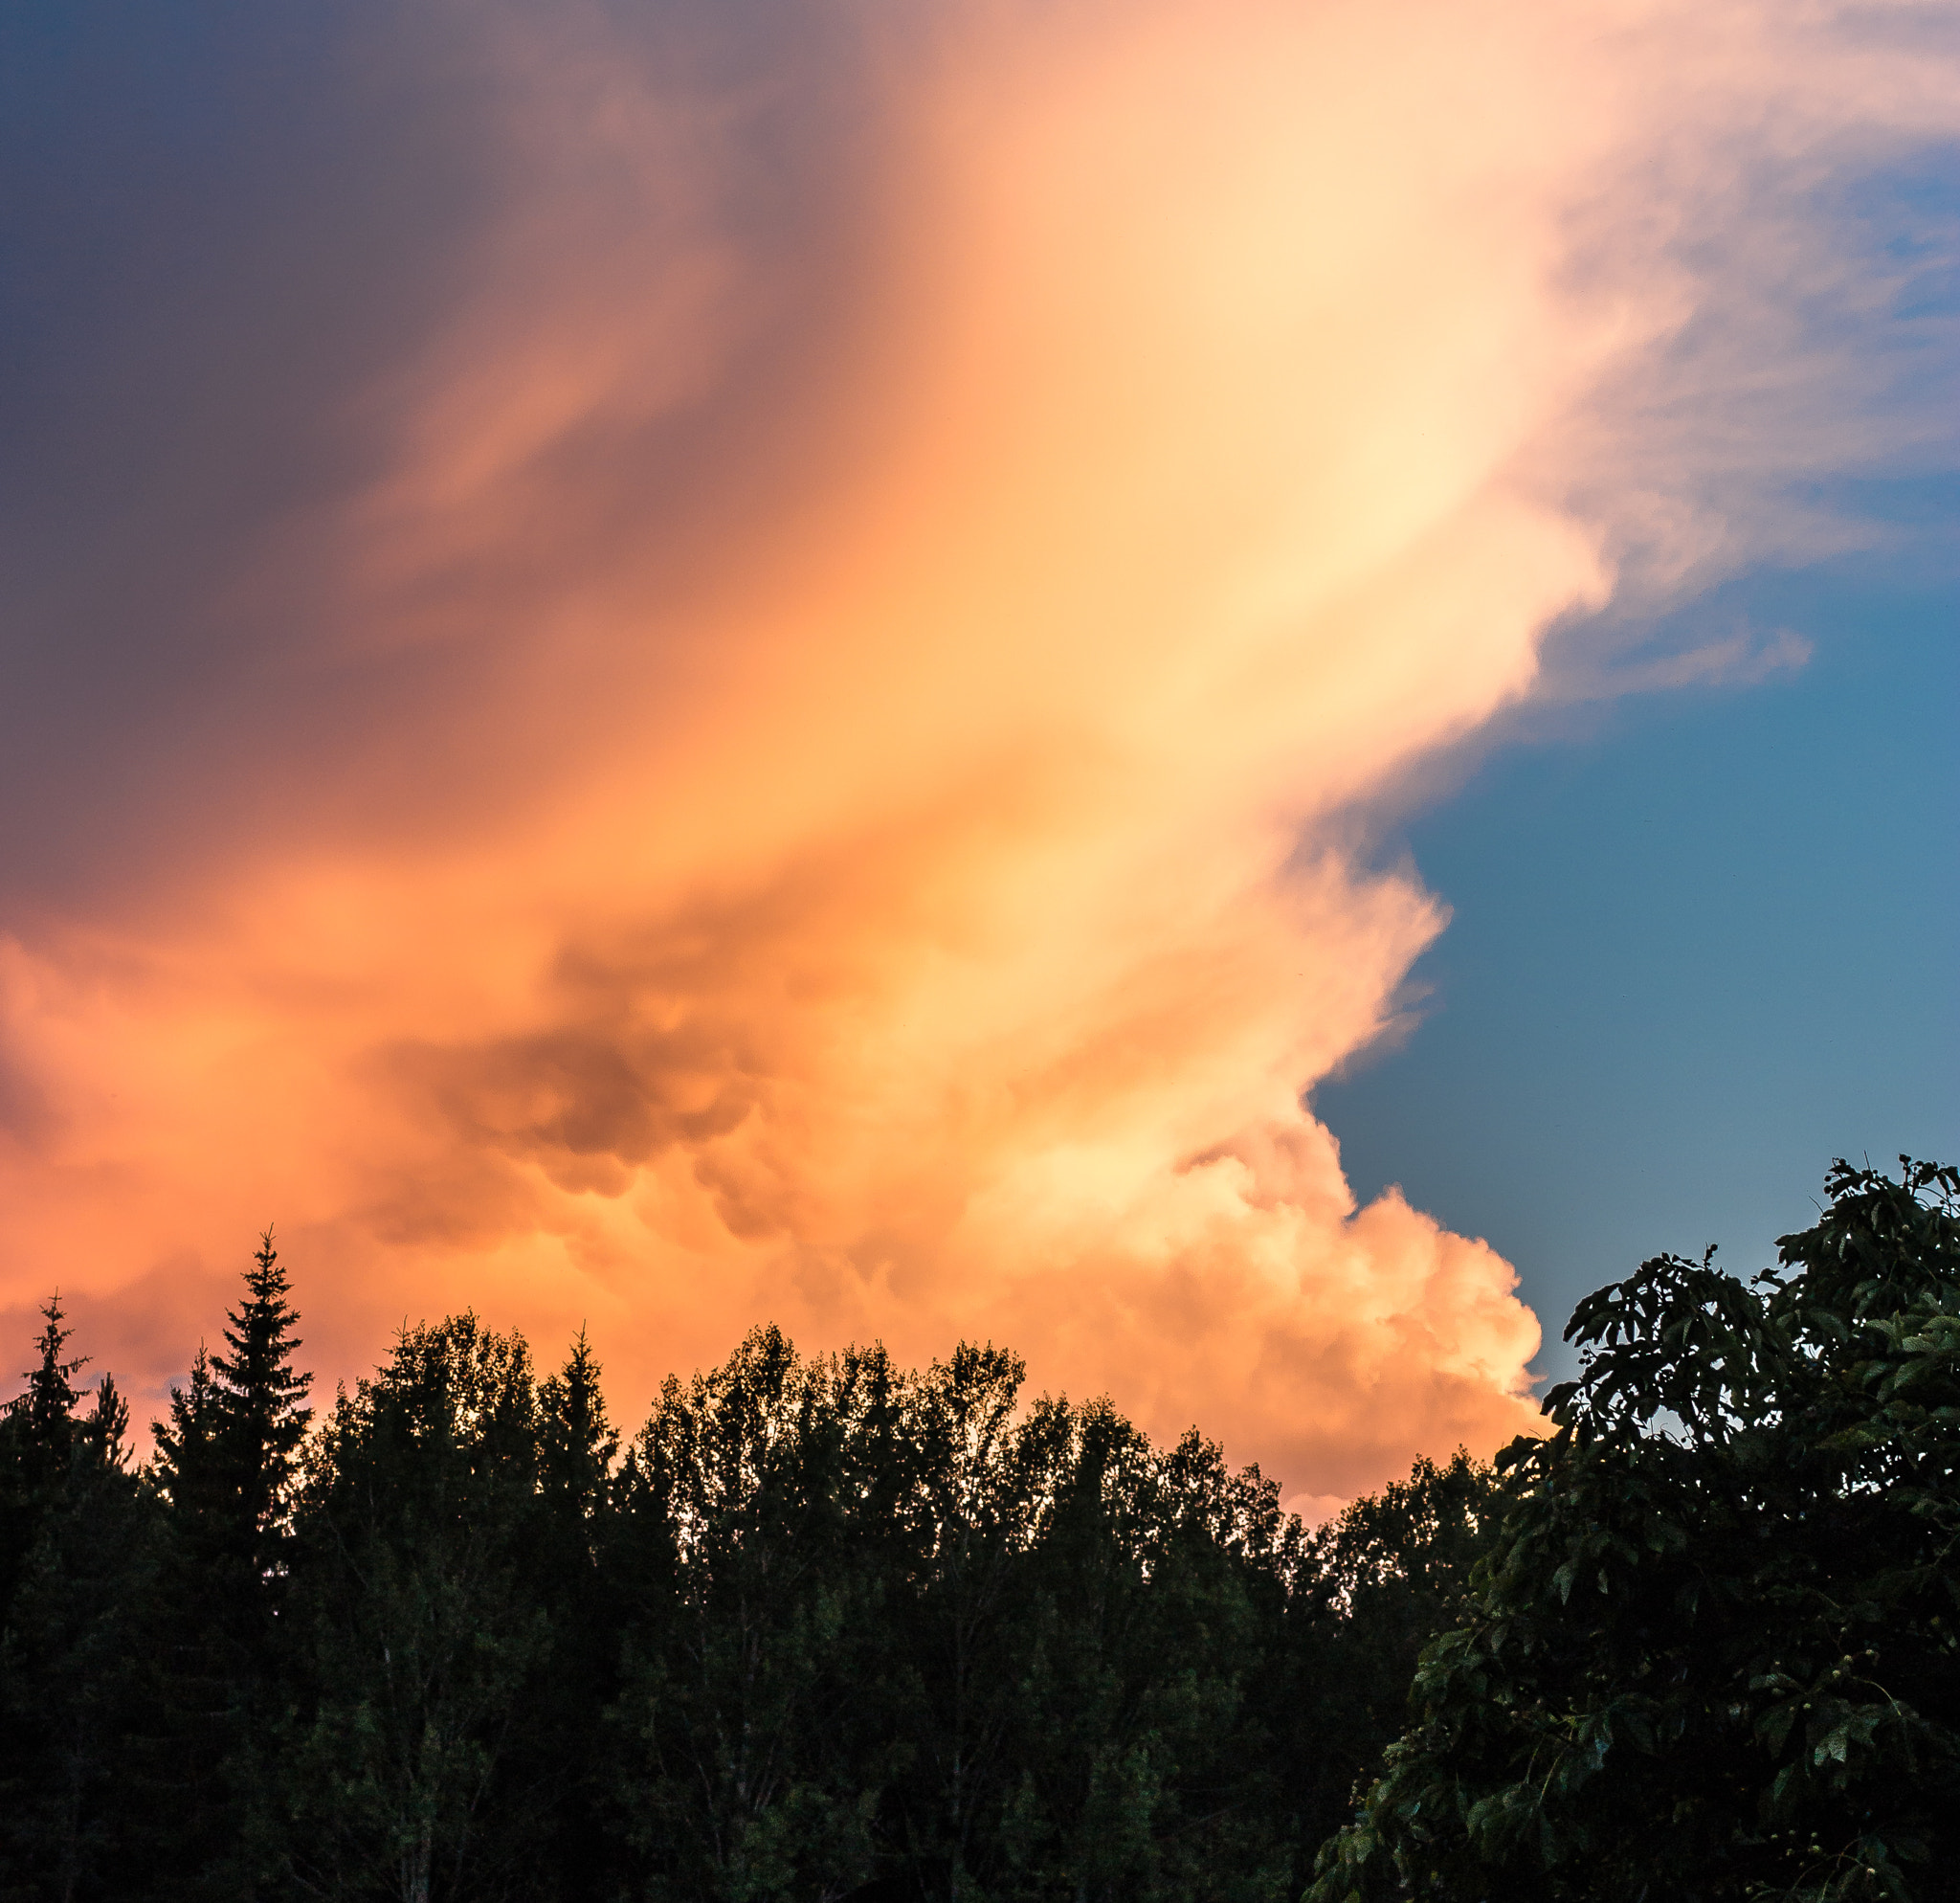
[207, 1229, 314, 1601]
[539, 1326, 618, 1544]
[0, 1308, 161, 1899]
[534, 1330, 624, 1900]
[5, 1290, 88, 1489]
[150, 1345, 222, 1546]
[145, 1232, 314, 1900]
[149, 1233, 312, 1653]
[0, 1292, 91, 1637]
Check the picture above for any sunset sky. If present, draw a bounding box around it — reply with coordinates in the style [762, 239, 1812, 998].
[2, 0, 1955, 1509]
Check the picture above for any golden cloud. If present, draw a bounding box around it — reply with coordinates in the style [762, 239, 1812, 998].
[2, 0, 1952, 1499]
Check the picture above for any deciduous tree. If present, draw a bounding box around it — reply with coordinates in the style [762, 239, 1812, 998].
[1309, 1159, 1960, 1903]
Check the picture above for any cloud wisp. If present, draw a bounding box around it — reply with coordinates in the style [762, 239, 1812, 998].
[0, 0, 1953, 1498]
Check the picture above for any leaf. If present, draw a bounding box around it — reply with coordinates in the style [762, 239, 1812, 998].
[1756, 1702, 1797, 1757]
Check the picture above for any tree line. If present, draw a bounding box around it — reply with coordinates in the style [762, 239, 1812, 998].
[0, 1158, 1953, 1901]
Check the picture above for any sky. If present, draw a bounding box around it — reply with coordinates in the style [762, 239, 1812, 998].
[1, 0, 1955, 1510]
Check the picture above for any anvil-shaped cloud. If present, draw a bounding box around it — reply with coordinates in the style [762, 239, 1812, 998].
[0, 0, 1952, 1500]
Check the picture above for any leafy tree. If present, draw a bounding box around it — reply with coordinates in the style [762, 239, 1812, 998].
[606, 1328, 1434, 1903]
[1285, 1450, 1501, 1849]
[998, 1401, 1298, 1903]
[881, 1341, 1043, 1901]
[609, 1327, 896, 1903]
[278, 1313, 557, 1903]
[1309, 1158, 1960, 1903]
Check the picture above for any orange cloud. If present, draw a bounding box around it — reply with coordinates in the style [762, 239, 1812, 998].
[1, 0, 1952, 1499]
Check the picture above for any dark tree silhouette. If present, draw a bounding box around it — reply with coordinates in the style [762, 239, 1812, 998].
[1311, 1158, 1960, 1903]
[145, 1231, 314, 1900]
[3, 1292, 89, 1508]
[0, 1304, 159, 1899]
[14, 1159, 1929, 1902]
[278, 1313, 558, 1902]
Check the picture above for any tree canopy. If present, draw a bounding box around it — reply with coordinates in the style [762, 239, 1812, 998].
[2, 1157, 1953, 1900]
[1310, 1158, 1960, 1903]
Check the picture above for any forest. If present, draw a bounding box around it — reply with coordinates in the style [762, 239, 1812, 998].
[0, 1158, 1954, 1903]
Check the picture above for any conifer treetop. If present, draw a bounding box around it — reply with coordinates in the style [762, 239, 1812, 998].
[6, 1289, 88, 1437]
[212, 1229, 314, 1442]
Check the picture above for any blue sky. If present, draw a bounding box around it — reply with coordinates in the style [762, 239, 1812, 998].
[1320, 526, 1959, 1378]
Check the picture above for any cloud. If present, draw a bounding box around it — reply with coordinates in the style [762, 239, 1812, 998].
[0, 0, 1953, 1496]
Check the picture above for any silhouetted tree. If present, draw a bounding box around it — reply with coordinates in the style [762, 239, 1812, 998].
[880, 1341, 1040, 1900]
[0, 1305, 161, 1901]
[530, 1329, 625, 1900]
[1285, 1448, 1501, 1851]
[0, 1294, 90, 1612]
[144, 1233, 314, 1899]
[152, 1231, 313, 1618]
[278, 1313, 556, 1902]
[608, 1327, 896, 1902]
[1311, 1158, 1960, 1903]
[22, 1170, 1869, 1903]
[997, 1399, 1298, 1901]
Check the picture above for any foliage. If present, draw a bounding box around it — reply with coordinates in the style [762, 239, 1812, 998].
[11, 1155, 1947, 1901]
[1286, 1449, 1503, 1840]
[1309, 1158, 1960, 1903]
[609, 1328, 902, 1901]
[606, 1331, 1323, 1902]
[277, 1313, 560, 1902]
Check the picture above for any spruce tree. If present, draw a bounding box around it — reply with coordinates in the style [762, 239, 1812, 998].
[540, 1326, 618, 1543]
[145, 1232, 314, 1900]
[532, 1330, 624, 1899]
[4, 1291, 88, 1488]
[150, 1232, 312, 1644]
[0, 1306, 160, 1899]
[150, 1345, 222, 1548]
[208, 1229, 313, 1604]
[0, 1292, 91, 1632]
